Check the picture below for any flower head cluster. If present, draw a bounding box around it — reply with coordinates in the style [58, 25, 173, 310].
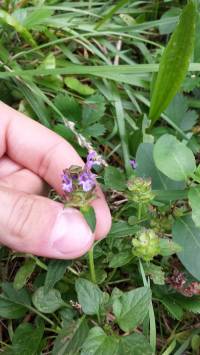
[127, 176, 154, 204]
[61, 151, 100, 207]
[132, 229, 160, 261]
[166, 269, 200, 297]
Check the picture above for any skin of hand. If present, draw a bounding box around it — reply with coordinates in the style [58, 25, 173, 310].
[0, 101, 112, 259]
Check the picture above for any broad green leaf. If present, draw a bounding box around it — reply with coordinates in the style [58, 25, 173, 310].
[0, 296, 27, 319]
[44, 259, 71, 293]
[149, 1, 196, 124]
[118, 333, 153, 355]
[153, 134, 196, 181]
[188, 187, 200, 227]
[80, 206, 96, 233]
[173, 215, 200, 280]
[32, 286, 64, 313]
[75, 278, 103, 315]
[82, 94, 106, 127]
[81, 327, 119, 355]
[53, 94, 82, 122]
[113, 286, 151, 332]
[136, 143, 185, 190]
[165, 94, 198, 132]
[53, 317, 89, 355]
[14, 258, 36, 290]
[159, 239, 182, 256]
[81, 327, 153, 355]
[2, 282, 31, 306]
[11, 321, 44, 355]
[108, 221, 139, 239]
[104, 166, 126, 191]
[109, 251, 133, 268]
[65, 77, 95, 96]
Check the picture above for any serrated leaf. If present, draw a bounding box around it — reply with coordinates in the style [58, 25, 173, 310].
[113, 287, 151, 332]
[159, 296, 184, 320]
[53, 93, 82, 122]
[104, 166, 126, 191]
[82, 123, 106, 137]
[44, 259, 71, 293]
[75, 278, 104, 315]
[118, 333, 153, 355]
[13, 258, 35, 290]
[153, 134, 196, 181]
[82, 94, 105, 127]
[177, 297, 200, 314]
[188, 187, 200, 228]
[65, 77, 95, 96]
[173, 215, 200, 281]
[32, 286, 64, 313]
[149, 1, 196, 124]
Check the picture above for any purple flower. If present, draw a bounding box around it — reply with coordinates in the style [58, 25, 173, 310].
[86, 151, 101, 170]
[130, 159, 137, 169]
[62, 173, 73, 193]
[78, 170, 96, 192]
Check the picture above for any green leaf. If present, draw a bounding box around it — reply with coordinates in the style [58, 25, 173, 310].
[188, 187, 200, 228]
[14, 258, 36, 290]
[159, 239, 182, 256]
[44, 259, 71, 293]
[136, 143, 185, 190]
[11, 320, 44, 355]
[149, 1, 196, 124]
[81, 206, 96, 233]
[82, 123, 106, 137]
[165, 94, 198, 132]
[53, 93, 82, 122]
[32, 286, 64, 313]
[104, 166, 126, 191]
[108, 221, 139, 239]
[81, 327, 153, 355]
[75, 278, 103, 315]
[153, 134, 196, 181]
[0, 296, 27, 319]
[81, 327, 119, 355]
[143, 263, 165, 285]
[158, 296, 184, 320]
[118, 333, 153, 355]
[82, 94, 105, 127]
[109, 251, 133, 268]
[53, 317, 89, 355]
[173, 215, 200, 281]
[64, 77, 95, 96]
[113, 287, 151, 332]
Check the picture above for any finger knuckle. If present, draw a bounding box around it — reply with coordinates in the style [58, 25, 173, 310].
[8, 194, 36, 237]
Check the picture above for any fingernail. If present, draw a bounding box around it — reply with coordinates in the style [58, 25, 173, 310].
[50, 208, 93, 257]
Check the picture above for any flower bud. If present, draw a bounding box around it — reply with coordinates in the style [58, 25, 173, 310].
[132, 229, 160, 261]
[127, 176, 154, 204]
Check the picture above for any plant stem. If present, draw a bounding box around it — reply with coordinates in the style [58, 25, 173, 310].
[138, 204, 142, 220]
[88, 247, 96, 284]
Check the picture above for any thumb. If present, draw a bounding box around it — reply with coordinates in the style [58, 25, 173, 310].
[0, 187, 94, 259]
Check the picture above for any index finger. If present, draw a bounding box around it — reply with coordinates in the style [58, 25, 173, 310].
[0, 101, 111, 239]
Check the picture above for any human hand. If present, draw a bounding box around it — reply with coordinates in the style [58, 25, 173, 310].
[0, 102, 111, 259]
